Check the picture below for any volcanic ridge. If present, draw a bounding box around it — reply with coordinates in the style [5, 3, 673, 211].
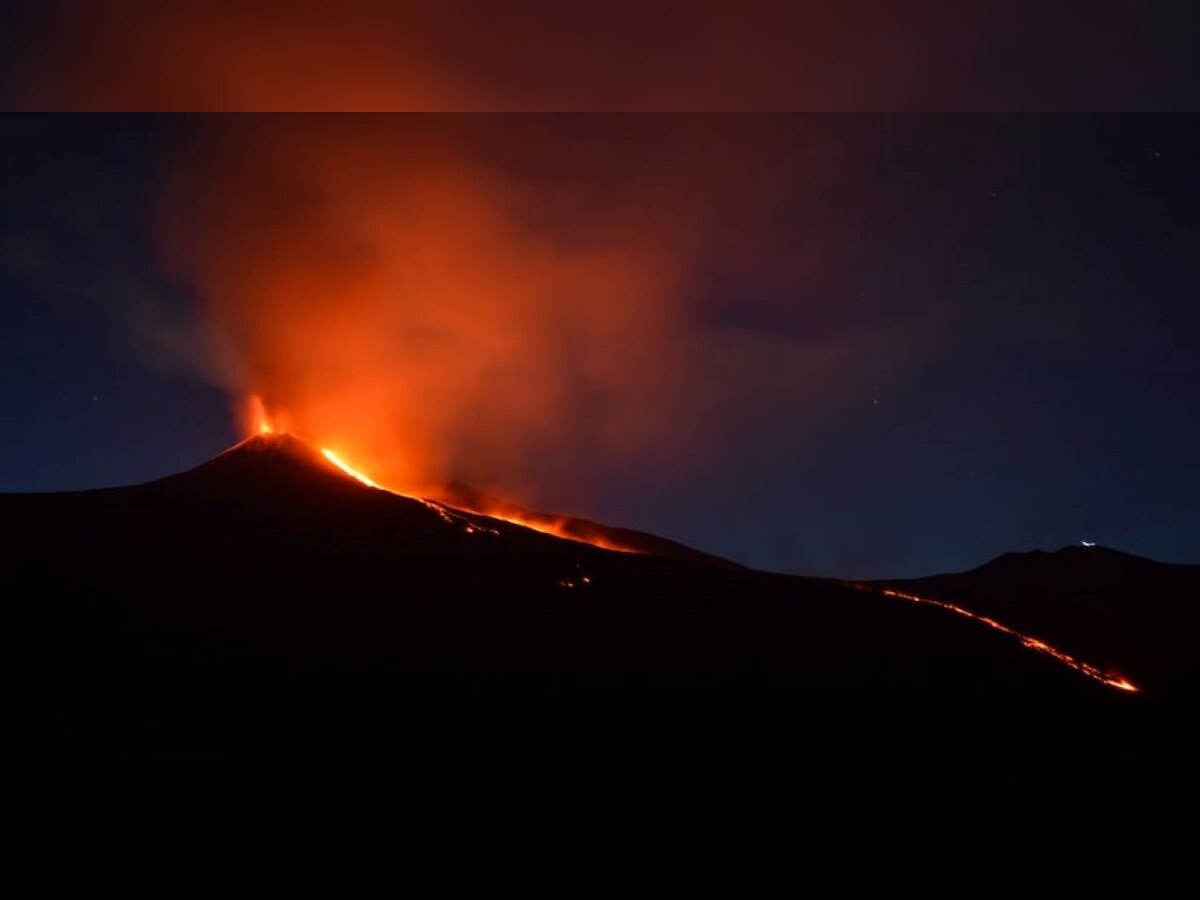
[0, 431, 1179, 797]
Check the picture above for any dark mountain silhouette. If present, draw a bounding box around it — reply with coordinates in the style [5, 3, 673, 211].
[0, 433, 1191, 829]
[883, 545, 1200, 697]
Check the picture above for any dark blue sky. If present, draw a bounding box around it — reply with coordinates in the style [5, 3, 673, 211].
[2, 114, 1197, 578]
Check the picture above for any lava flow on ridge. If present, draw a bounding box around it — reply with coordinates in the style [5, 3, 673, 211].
[243, 394, 675, 557]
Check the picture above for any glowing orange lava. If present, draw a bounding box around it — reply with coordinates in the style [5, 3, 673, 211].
[459, 507, 637, 554]
[320, 449, 386, 490]
[319, 447, 471, 526]
[313, 445, 637, 552]
[859, 585, 1139, 693]
[318, 447, 481, 525]
[320, 448, 484, 528]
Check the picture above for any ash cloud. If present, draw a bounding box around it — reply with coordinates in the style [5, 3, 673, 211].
[155, 116, 921, 507]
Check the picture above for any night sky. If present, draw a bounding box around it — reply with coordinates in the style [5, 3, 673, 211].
[3, 114, 1196, 579]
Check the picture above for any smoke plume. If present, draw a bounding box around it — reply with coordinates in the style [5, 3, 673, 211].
[158, 115, 836, 504]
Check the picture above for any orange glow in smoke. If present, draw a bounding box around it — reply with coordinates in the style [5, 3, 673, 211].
[170, 117, 916, 567]
[162, 117, 789, 542]
[248, 394, 275, 434]
[861, 585, 1139, 693]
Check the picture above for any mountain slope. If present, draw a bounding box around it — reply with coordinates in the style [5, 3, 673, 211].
[0, 436, 1171, 794]
[884, 545, 1200, 695]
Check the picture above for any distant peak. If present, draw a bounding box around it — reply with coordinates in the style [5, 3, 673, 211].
[975, 544, 1153, 575]
[1051, 544, 1129, 559]
[998, 544, 1116, 559]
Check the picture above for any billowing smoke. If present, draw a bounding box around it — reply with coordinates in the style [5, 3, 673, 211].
[157, 116, 832, 504]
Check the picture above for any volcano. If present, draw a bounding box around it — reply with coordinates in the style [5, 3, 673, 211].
[0, 433, 1186, 802]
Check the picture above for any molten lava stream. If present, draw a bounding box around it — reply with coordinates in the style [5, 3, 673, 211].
[316, 443, 636, 551]
[320, 448, 386, 490]
[456, 507, 635, 554]
[312, 441, 637, 552]
[858, 585, 1138, 693]
[244, 392, 638, 552]
[318, 448, 466, 524]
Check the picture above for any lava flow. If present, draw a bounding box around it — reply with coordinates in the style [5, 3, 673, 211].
[445, 503, 637, 554]
[266, 427, 631, 552]
[321, 449, 385, 490]
[324, 447, 637, 549]
[316, 446, 479, 527]
[857, 584, 1138, 693]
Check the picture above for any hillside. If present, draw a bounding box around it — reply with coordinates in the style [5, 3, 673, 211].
[885, 545, 1200, 696]
[0, 435, 1170, 797]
